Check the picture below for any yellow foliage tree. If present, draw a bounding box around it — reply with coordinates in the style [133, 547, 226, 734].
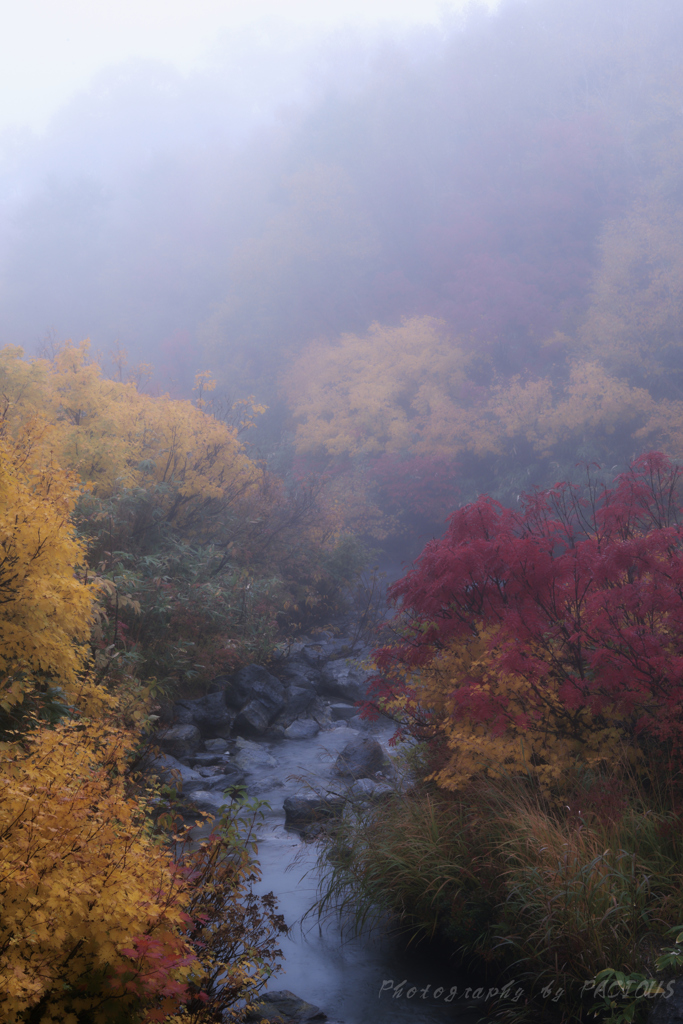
[0, 704, 198, 1024]
[0, 418, 93, 720]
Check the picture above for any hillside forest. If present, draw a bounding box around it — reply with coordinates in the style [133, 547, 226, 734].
[5, 0, 683, 1022]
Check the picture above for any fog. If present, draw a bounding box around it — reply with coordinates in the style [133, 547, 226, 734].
[2, 0, 683, 524]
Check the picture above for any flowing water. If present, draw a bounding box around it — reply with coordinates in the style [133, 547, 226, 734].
[239, 723, 487, 1023]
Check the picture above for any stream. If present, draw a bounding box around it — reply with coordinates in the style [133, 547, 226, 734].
[235, 723, 485, 1023]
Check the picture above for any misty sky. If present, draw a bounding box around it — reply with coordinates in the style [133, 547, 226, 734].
[2, 0, 496, 133]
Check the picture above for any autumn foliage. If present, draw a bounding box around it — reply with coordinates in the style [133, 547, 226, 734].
[371, 452, 683, 789]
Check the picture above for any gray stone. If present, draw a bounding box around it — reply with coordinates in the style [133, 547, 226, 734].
[349, 778, 394, 801]
[276, 661, 321, 691]
[227, 665, 286, 711]
[280, 685, 316, 722]
[207, 772, 246, 791]
[234, 700, 271, 736]
[234, 737, 277, 774]
[283, 794, 346, 828]
[146, 752, 205, 793]
[649, 978, 683, 1023]
[157, 723, 201, 759]
[188, 789, 233, 813]
[347, 713, 377, 732]
[330, 703, 357, 721]
[319, 659, 373, 703]
[334, 737, 386, 779]
[174, 691, 234, 738]
[246, 989, 326, 1022]
[189, 752, 224, 767]
[284, 719, 320, 740]
[204, 738, 229, 753]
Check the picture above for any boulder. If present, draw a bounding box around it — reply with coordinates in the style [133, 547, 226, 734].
[284, 719, 320, 741]
[234, 737, 278, 774]
[188, 789, 233, 813]
[347, 713, 377, 732]
[334, 737, 386, 779]
[206, 772, 246, 791]
[234, 700, 271, 736]
[157, 723, 201, 759]
[189, 752, 224, 767]
[226, 665, 286, 711]
[283, 794, 346, 828]
[319, 659, 373, 703]
[173, 691, 234, 738]
[276, 660, 321, 691]
[348, 778, 394, 801]
[231, 667, 287, 736]
[329, 703, 357, 721]
[280, 685, 316, 722]
[204, 737, 229, 753]
[246, 989, 326, 1022]
[146, 752, 205, 793]
[648, 978, 683, 1022]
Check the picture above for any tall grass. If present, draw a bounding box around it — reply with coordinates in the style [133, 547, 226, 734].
[313, 766, 683, 1020]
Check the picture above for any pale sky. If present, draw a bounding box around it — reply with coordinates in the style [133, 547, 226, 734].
[1, 0, 497, 135]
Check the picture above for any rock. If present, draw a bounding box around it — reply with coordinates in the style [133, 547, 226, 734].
[157, 724, 201, 759]
[649, 978, 683, 1023]
[234, 700, 271, 736]
[284, 719, 320, 740]
[319, 659, 373, 702]
[330, 703, 357, 721]
[347, 713, 377, 732]
[246, 989, 326, 1022]
[283, 794, 346, 828]
[204, 737, 229, 753]
[189, 752, 224, 767]
[280, 685, 316, 722]
[227, 665, 286, 711]
[349, 778, 394, 801]
[188, 789, 233, 813]
[334, 737, 386, 779]
[145, 752, 206, 793]
[232, 667, 287, 736]
[276, 660, 322, 691]
[234, 737, 278, 774]
[174, 691, 234, 738]
[207, 772, 246, 791]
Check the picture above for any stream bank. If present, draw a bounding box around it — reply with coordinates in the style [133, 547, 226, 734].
[150, 633, 485, 1023]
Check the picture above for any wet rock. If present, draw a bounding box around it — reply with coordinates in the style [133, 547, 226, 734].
[330, 702, 357, 721]
[206, 771, 245, 791]
[234, 737, 278, 774]
[188, 789, 233, 813]
[204, 737, 229, 753]
[145, 752, 205, 793]
[320, 659, 373, 702]
[649, 978, 683, 1022]
[189, 752, 224, 767]
[231, 667, 287, 736]
[283, 794, 346, 828]
[347, 713, 377, 732]
[174, 691, 234, 738]
[280, 685, 316, 722]
[284, 719, 320, 740]
[227, 665, 285, 710]
[275, 660, 322, 692]
[349, 778, 394, 801]
[246, 989, 326, 1022]
[334, 737, 386, 779]
[157, 724, 201, 759]
[234, 700, 271, 736]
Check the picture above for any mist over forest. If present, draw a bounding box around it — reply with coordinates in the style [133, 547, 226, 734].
[3, 0, 683, 552]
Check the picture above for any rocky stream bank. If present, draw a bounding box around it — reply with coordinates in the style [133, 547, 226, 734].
[146, 634, 480, 1024]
